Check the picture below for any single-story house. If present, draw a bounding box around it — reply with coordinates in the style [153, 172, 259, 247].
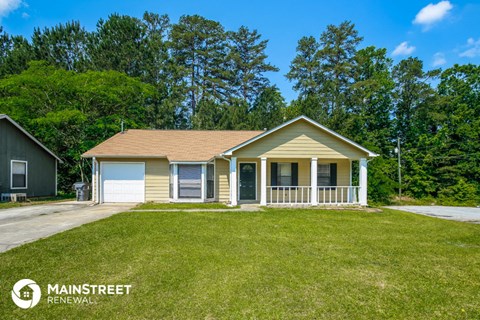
[0, 114, 62, 199]
[82, 116, 377, 206]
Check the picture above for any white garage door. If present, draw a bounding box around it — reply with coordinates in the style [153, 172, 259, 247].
[102, 163, 145, 203]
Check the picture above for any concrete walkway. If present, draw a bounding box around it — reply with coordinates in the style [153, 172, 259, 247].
[0, 201, 134, 252]
[385, 205, 480, 223]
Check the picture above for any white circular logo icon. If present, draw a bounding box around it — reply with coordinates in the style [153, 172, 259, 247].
[11, 279, 41, 309]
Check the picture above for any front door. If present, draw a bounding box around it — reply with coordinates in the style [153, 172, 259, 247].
[239, 163, 256, 200]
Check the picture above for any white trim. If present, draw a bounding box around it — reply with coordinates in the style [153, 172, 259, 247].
[0, 114, 62, 162]
[238, 161, 257, 201]
[99, 161, 146, 203]
[213, 159, 217, 201]
[172, 164, 179, 200]
[359, 158, 368, 206]
[169, 161, 209, 165]
[83, 155, 167, 159]
[349, 159, 352, 203]
[201, 164, 206, 201]
[230, 157, 237, 205]
[260, 158, 267, 205]
[10, 160, 28, 190]
[221, 115, 378, 157]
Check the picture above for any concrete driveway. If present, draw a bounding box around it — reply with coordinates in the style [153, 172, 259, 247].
[386, 206, 480, 223]
[0, 201, 135, 252]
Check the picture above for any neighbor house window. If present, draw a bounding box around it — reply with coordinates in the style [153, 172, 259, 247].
[270, 162, 298, 187]
[317, 163, 337, 187]
[11, 160, 27, 189]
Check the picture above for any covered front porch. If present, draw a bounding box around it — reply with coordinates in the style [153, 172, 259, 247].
[228, 157, 368, 206]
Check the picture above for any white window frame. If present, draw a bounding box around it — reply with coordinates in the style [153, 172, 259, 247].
[11, 160, 28, 190]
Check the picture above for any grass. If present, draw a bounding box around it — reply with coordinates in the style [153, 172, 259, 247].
[388, 196, 479, 207]
[134, 202, 239, 210]
[0, 195, 75, 210]
[1, 208, 480, 319]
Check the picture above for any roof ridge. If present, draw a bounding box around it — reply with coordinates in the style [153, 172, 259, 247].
[126, 129, 264, 132]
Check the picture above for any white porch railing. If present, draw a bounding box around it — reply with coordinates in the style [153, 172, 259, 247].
[267, 186, 311, 205]
[317, 186, 360, 205]
[266, 186, 360, 205]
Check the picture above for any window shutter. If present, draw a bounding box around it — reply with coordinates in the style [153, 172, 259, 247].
[271, 162, 278, 186]
[291, 163, 298, 186]
[330, 163, 337, 186]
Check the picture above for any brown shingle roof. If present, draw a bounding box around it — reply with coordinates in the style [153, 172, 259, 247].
[82, 129, 263, 161]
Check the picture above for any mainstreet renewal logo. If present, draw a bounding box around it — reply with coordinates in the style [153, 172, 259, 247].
[11, 279, 132, 308]
[11, 279, 41, 309]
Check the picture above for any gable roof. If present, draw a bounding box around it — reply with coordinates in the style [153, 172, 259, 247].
[221, 115, 378, 157]
[82, 129, 263, 162]
[0, 114, 63, 162]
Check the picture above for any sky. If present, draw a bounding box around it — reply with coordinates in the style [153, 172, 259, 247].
[1, 0, 479, 102]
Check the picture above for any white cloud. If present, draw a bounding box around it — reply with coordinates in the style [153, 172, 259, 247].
[432, 52, 446, 66]
[0, 0, 22, 17]
[21, 11, 28, 18]
[459, 38, 480, 58]
[413, 1, 453, 30]
[392, 41, 416, 57]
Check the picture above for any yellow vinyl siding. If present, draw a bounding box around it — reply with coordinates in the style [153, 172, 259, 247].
[215, 158, 230, 202]
[145, 158, 170, 202]
[232, 120, 368, 159]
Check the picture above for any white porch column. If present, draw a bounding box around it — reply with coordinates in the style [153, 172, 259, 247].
[230, 157, 237, 205]
[348, 159, 353, 203]
[260, 157, 267, 205]
[310, 158, 318, 205]
[359, 158, 368, 206]
[173, 164, 179, 200]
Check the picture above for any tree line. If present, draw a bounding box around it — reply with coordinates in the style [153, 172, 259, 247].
[0, 13, 478, 204]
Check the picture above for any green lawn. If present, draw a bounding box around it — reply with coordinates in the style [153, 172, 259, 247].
[1, 208, 479, 319]
[134, 202, 238, 210]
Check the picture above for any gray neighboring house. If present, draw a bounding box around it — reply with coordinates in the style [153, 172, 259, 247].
[0, 114, 62, 198]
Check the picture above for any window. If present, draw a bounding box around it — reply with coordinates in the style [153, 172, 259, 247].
[278, 163, 292, 186]
[207, 164, 214, 199]
[271, 162, 298, 187]
[178, 164, 201, 198]
[11, 160, 27, 189]
[317, 164, 330, 186]
[317, 163, 337, 187]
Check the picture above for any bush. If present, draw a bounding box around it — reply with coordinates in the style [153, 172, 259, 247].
[437, 179, 479, 206]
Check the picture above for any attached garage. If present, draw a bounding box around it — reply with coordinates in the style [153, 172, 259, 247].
[101, 162, 145, 203]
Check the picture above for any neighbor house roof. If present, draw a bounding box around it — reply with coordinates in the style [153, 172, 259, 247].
[0, 114, 63, 162]
[82, 129, 264, 162]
